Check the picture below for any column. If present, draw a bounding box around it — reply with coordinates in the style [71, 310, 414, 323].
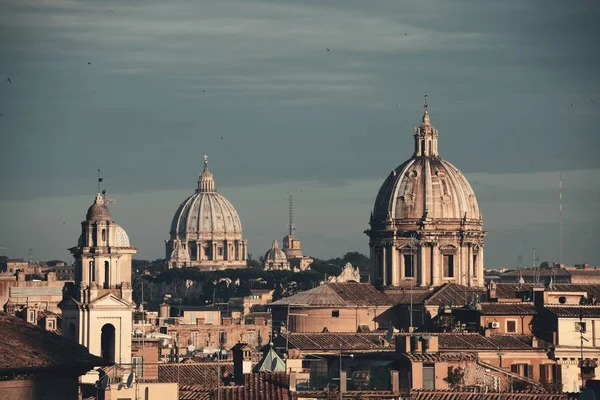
[370, 246, 376, 283]
[391, 244, 399, 286]
[431, 245, 439, 286]
[382, 245, 387, 286]
[478, 246, 484, 282]
[419, 245, 427, 287]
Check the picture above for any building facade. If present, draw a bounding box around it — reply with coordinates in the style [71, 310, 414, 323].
[166, 156, 248, 270]
[366, 98, 485, 288]
[264, 239, 291, 271]
[59, 193, 136, 364]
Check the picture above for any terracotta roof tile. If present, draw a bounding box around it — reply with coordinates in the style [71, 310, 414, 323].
[478, 302, 537, 315]
[410, 390, 572, 400]
[158, 362, 234, 387]
[545, 306, 600, 318]
[404, 352, 477, 362]
[0, 312, 108, 374]
[495, 283, 600, 300]
[276, 332, 390, 351]
[270, 283, 393, 307]
[217, 373, 297, 400]
[424, 283, 486, 307]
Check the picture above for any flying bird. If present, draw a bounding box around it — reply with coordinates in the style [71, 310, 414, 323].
[87, 62, 91, 65]
[203, 90, 206, 93]
[6, 77, 11, 83]
[404, 33, 407, 36]
[570, 104, 573, 108]
[590, 99, 594, 103]
[220, 136, 224, 140]
[326, 48, 330, 51]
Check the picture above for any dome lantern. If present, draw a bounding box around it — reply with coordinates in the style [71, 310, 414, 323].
[197, 155, 216, 193]
[413, 93, 439, 158]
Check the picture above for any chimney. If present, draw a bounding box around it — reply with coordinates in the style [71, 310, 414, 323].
[484, 328, 492, 338]
[232, 343, 253, 385]
[532, 336, 538, 348]
[340, 370, 348, 394]
[17, 271, 25, 282]
[391, 370, 400, 394]
[533, 288, 546, 309]
[487, 280, 497, 302]
[288, 371, 297, 392]
[46, 272, 56, 282]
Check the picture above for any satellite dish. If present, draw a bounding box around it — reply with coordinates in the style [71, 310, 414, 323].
[97, 374, 109, 390]
[580, 389, 596, 400]
[385, 325, 395, 342]
[187, 344, 196, 353]
[125, 372, 135, 389]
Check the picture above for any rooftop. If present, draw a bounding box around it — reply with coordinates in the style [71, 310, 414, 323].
[275, 332, 389, 351]
[478, 302, 537, 315]
[217, 373, 297, 400]
[545, 306, 600, 318]
[424, 283, 486, 307]
[270, 282, 393, 307]
[158, 362, 233, 387]
[494, 283, 600, 300]
[0, 312, 107, 375]
[435, 333, 550, 351]
[410, 390, 572, 400]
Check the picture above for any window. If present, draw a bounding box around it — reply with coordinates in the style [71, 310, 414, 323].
[219, 331, 227, 345]
[511, 364, 533, 378]
[404, 254, 414, 278]
[443, 255, 454, 277]
[28, 310, 35, 323]
[472, 255, 478, 277]
[506, 320, 517, 333]
[132, 356, 144, 377]
[332, 310, 340, 318]
[218, 247, 223, 256]
[423, 364, 435, 390]
[101, 229, 106, 242]
[576, 321, 587, 333]
[48, 320, 55, 330]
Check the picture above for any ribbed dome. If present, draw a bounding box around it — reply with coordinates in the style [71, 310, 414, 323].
[371, 102, 481, 226]
[265, 239, 287, 262]
[86, 194, 111, 221]
[170, 156, 243, 238]
[373, 157, 480, 222]
[114, 224, 130, 247]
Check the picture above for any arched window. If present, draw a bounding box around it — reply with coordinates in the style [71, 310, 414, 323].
[104, 261, 110, 288]
[101, 229, 106, 242]
[101, 324, 116, 362]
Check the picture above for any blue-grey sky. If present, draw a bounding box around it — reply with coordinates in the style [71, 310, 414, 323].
[0, 0, 599, 268]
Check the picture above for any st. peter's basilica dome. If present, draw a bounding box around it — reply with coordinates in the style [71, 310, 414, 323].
[166, 156, 247, 270]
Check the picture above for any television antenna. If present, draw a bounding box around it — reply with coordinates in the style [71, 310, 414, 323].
[96, 374, 109, 390]
[288, 192, 295, 236]
[385, 325, 395, 342]
[125, 372, 135, 389]
[559, 173, 564, 266]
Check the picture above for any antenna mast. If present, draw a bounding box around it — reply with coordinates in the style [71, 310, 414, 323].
[288, 193, 295, 236]
[28, 248, 33, 266]
[559, 173, 563, 267]
[532, 248, 539, 284]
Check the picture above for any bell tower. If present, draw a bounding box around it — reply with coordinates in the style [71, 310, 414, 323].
[59, 192, 136, 364]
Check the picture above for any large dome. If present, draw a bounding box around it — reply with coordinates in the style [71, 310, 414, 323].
[166, 156, 247, 270]
[372, 157, 480, 224]
[366, 97, 485, 288]
[170, 191, 243, 237]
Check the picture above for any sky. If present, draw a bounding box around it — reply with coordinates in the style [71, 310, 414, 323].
[0, 0, 599, 269]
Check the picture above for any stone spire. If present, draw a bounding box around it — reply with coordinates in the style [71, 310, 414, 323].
[197, 155, 215, 192]
[413, 93, 439, 157]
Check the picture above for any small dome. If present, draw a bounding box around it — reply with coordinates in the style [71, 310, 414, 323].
[86, 194, 111, 221]
[265, 239, 287, 262]
[114, 224, 130, 247]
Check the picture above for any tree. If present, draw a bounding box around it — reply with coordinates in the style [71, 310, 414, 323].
[443, 367, 465, 389]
